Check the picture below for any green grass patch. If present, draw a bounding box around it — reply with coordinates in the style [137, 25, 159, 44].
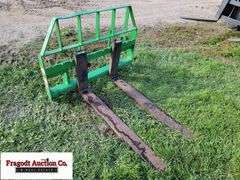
[1, 23, 240, 179]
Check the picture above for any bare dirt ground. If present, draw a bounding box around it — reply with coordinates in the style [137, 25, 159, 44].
[0, 0, 222, 46]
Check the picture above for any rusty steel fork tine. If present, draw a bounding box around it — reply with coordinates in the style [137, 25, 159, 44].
[81, 92, 166, 172]
[113, 79, 192, 138]
[109, 40, 192, 138]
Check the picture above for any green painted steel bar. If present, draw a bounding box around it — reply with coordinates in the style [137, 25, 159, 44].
[124, 8, 130, 31]
[44, 40, 135, 79]
[96, 12, 100, 39]
[55, 5, 131, 20]
[45, 59, 74, 79]
[111, 9, 116, 35]
[40, 18, 56, 58]
[39, 5, 138, 100]
[39, 60, 52, 100]
[108, 9, 116, 46]
[55, 19, 63, 49]
[129, 6, 137, 27]
[42, 28, 137, 57]
[76, 16, 83, 43]
[49, 58, 133, 98]
[63, 72, 70, 84]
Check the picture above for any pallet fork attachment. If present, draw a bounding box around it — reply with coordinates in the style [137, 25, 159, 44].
[75, 51, 166, 171]
[39, 5, 192, 172]
[74, 40, 191, 171]
[39, 5, 137, 100]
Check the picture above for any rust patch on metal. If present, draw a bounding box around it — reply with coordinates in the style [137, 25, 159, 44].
[82, 92, 166, 172]
[114, 79, 192, 138]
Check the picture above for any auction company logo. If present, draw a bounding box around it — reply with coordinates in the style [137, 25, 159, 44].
[1, 152, 73, 180]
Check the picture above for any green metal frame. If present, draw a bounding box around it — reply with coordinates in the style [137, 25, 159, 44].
[38, 5, 138, 100]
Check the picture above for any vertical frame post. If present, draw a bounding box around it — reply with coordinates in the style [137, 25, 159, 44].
[55, 19, 63, 50]
[124, 7, 130, 31]
[110, 9, 116, 35]
[127, 6, 137, 62]
[109, 40, 122, 80]
[108, 9, 116, 46]
[63, 72, 70, 85]
[75, 52, 89, 93]
[129, 6, 137, 40]
[76, 15, 83, 44]
[39, 58, 52, 101]
[96, 12, 100, 40]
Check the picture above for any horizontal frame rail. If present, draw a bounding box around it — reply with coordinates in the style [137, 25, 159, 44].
[42, 28, 137, 57]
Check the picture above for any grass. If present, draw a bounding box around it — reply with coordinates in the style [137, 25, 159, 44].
[1, 23, 240, 179]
